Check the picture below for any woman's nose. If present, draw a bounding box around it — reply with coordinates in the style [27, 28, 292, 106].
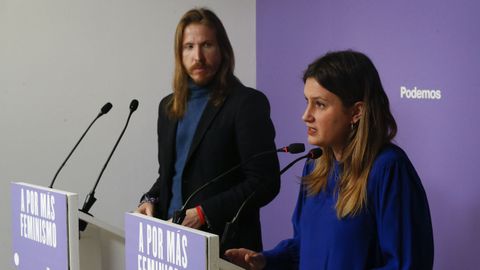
[302, 107, 313, 122]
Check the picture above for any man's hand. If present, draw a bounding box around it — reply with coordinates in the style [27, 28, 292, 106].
[180, 208, 203, 229]
[135, 202, 154, 216]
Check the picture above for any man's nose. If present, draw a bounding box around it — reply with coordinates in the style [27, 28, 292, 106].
[193, 47, 204, 62]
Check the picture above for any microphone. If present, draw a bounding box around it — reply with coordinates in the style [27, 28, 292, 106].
[280, 147, 322, 175]
[79, 99, 138, 231]
[279, 143, 305, 154]
[220, 147, 322, 250]
[49, 102, 112, 188]
[171, 143, 305, 225]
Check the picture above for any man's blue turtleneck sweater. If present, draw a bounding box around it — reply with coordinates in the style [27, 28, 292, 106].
[167, 83, 210, 218]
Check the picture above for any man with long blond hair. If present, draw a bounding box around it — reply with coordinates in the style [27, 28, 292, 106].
[226, 50, 434, 269]
[136, 8, 280, 252]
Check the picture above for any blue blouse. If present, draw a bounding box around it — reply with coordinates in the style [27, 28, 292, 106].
[263, 144, 434, 270]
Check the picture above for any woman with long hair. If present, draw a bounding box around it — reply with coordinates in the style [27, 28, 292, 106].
[225, 50, 434, 269]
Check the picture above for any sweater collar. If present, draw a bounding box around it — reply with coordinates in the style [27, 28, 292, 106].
[188, 81, 211, 99]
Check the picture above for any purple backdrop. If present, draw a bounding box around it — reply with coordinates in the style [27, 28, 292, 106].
[257, 1, 480, 269]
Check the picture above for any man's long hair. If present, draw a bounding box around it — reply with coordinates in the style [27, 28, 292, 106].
[303, 50, 397, 218]
[169, 8, 236, 119]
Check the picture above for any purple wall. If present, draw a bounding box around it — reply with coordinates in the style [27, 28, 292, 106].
[257, 1, 480, 269]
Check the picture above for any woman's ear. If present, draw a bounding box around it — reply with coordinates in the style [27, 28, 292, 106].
[351, 101, 364, 124]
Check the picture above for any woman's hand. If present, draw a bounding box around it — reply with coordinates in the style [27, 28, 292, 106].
[224, 248, 266, 270]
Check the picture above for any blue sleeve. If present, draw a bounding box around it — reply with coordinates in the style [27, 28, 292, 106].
[371, 153, 434, 269]
[262, 159, 315, 270]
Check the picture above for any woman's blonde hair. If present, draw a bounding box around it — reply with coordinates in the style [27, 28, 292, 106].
[303, 50, 397, 218]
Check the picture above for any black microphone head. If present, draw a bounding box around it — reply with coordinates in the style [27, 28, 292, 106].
[129, 99, 139, 112]
[281, 143, 305, 154]
[100, 102, 113, 115]
[308, 148, 323, 159]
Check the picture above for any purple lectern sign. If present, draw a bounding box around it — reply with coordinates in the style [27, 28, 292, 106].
[125, 212, 212, 270]
[11, 182, 70, 270]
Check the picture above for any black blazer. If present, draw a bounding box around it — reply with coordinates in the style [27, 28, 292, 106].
[146, 81, 280, 251]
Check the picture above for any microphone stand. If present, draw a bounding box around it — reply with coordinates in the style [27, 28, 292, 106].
[279, 148, 322, 175]
[79, 100, 138, 231]
[220, 148, 322, 252]
[172, 143, 305, 225]
[49, 102, 112, 188]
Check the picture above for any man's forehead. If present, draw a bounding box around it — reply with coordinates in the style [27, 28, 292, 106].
[182, 24, 217, 42]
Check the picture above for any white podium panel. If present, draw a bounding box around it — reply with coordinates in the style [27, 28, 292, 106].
[78, 211, 125, 270]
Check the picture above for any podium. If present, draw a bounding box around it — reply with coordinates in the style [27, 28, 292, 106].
[10, 182, 80, 270]
[11, 182, 244, 270]
[125, 212, 243, 270]
[10, 182, 125, 270]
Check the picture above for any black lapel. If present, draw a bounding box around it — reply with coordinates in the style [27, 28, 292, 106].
[162, 112, 178, 185]
[184, 99, 224, 166]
